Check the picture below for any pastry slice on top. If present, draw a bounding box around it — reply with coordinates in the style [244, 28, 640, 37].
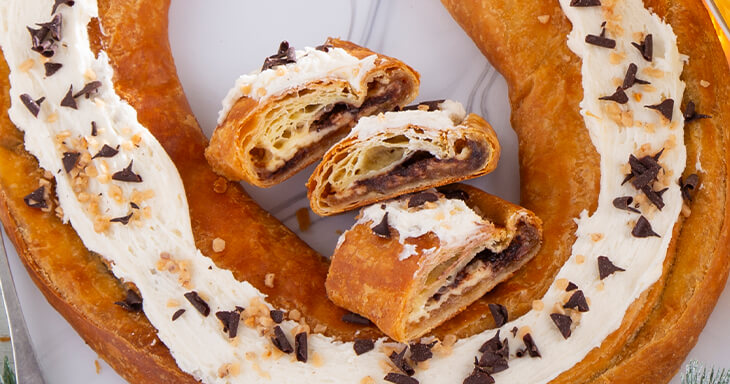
[307, 100, 500, 216]
[325, 184, 542, 342]
[205, 38, 419, 187]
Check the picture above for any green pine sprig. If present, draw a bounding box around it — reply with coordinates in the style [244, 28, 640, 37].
[682, 360, 730, 384]
[1, 357, 15, 384]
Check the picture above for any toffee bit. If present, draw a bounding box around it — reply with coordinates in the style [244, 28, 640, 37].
[44, 62, 62, 76]
[632, 34, 653, 62]
[62, 151, 80, 173]
[612, 196, 640, 213]
[409, 341, 436, 363]
[407, 191, 439, 208]
[570, 0, 601, 5]
[622, 63, 650, 89]
[110, 212, 133, 225]
[92, 144, 119, 159]
[566, 281, 579, 291]
[522, 333, 541, 358]
[171, 308, 185, 321]
[550, 313, 573, 339]
[353, 339, 375, 355]
[23, 186, 47, 209]
[73, 81, 102, 99]
[114, 289, 142, 312]
[184, 291, 210, 317]
[271, 325, 293, 354]
[261, 41, 297, 71]
[679, 174, 699, 201]
[112, 160, 143, 183]
[564, 290, 590, 312]
[645, 99, 674, 121]
[487, 303, 508, 327]
[371, 212, 391, 238]
[597, 256, 625, 280]
[269, 309, 284, 324]
[463, 368, 495, 384]
[441, 189, 469, 201]
[599, 86, 628, 104]
[52, 0, 75, 15]
[632, 215, 660, 238]
[91, 121, 98, 136]
[389, 348, 415, 376]
[401, 100, 446, 112]
[37, 14, 62, 41]
[215, 310, 240, 338]
[683, 101, 711, 123]
[295, 332, 308, 362]
[586, 34, 616, 49]
[60, 85, 77, 109]
[341, 312, 372, 326]
[384, 372, 419, 384]
[19, 94, 45, 117]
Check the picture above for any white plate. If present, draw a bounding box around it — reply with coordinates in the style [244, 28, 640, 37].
[5, 0, 730, 382]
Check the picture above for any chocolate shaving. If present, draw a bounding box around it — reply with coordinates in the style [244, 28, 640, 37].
[261, 41, 297, 71]
[270, 325, 293, 354]
[23, 186, 47, 209]
[27, 26, 56, 57]
[679, 174, 699, 201]
[315, 43, 333, 52]
[488, 303, 508, 327]
[112, 160, 143, 182]
[389, 348, 415, 376]
[408, 192, 439, 208]
[645, 99, 674, 121]
[409, 341, 436, 363]
[385, 373, 419, 384]
[37, 14, 62, 41]
[477, 332, 509, 373]
[342, 312, 372, 326]
[73, 81, 102, 99]
[510, 327, 518, 337]
[110, 212, 133, 225]
[183, 291, 210, 317]
[622, 63, 650, 89]
[566, 281, 579, 291]
[683, 101, 711, 123]
[353, 339, 375, 355]
[632, 215, 660, 238]
[62, 151, 80, 173]
[586, 34, 616, 49]
[479, 331, 503, 353]
[114, 289, 142, 312]
[270, 309, 284, 324]
[550, 313, 573, 339]
[598, 256, 625, 280]
[295, 332, 308, 362]
[91, 121, 98, 136]
[44, 62, 62, 76]
[171, 309, 185, 321]
[632, 34, 653, 61]
[92, 144, 119, 159]
[612, 196, 640, 213]
[60, 85, 77, 109]
[401, 100, 446, 112]
[570, 0, 601, 5]
[564, 290, 590, 312]
[441, 189, 469, 201]
[19, 94, 45, 117]
[522, 333, 541, 358]
[371, 212, 391, 238]
[215, 310, 240, 338]
[463, 368, 495, 384]
[52, 0, 75, 15]
[130, 202, 140, 209]
[599, 86, 628, 104]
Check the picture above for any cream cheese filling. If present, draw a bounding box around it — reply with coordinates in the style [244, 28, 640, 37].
[0, 0, 686, 383]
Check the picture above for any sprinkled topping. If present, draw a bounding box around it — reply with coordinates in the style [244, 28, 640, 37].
[683, 101, 711, 123]
[597, 256, 625, 280]
[184, 291, 210, 317]
[353, 339, 375, 355]
[261, 41, 296, 71]
[612, 196, 640, 213]
[171, 309, 185, 321]
[632, 216, 660, 238]
[566, 281, 578, 291]
[599, 87, 628, 104]
[112, 160, 143, 183]
[342, 312, 372, 326]
[622, 63, 650, 89]
[409, 342, 435, 363]
[585, 33, 616, 49]
[645, 99, 674, 121]
[73, 81, 102, 99]
[215, 310, 241, 338]
[92, 144, 119, 159]
[295, 332, 308, 362]
[371, 212, 391, 238]
[51, 0, 75, 15]
[401, 100, 446, 112]
[61, 151, 79, 173]
[550, 313, 573, 339]
[564, 290, 590, 312]
[624, 151, 666, 209]
[384, 372, 418, 384]
[463, 367, 495, 384]
[19, 94, 45, 117]
[28, 15, 61, 57]
[570, 0, 601, 6]
[389, 348, 415, 376]
[679, 174, 699, 201]
[269, 309, 284, 324]
[110, 212, 133, 225]
[488, 303, 508, 327]
[44, 62, 62, 76]
[90, 121, 97, 136]
[477, 331, 509, 373]
[522, 334, 541, 358]
[407, 192, 439, 208]
[23, 186, 47, 209]
[114, 289, 142, 312]
[271, 325, 293, 354]
[60, 85, 77, 109]
[632, 34, 653, 61]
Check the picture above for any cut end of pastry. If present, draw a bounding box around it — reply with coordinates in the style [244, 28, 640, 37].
[205, 38, 420, 187]
[325, 185, 542, 342]
[307, 101, 500, 215]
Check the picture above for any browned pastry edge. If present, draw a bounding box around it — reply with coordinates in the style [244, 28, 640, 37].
[306, 113, 501, 216]
[440, 0, 730, 383]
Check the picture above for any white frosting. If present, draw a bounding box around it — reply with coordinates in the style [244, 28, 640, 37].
[217, 46, 377, 124]
[0, 0, 686, 383]
[350, 99, 466, 140]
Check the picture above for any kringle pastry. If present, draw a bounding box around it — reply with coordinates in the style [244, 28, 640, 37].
[205, 38, 420, 187]
[307, 100, 500, 216]
[326, 185, 542, 342]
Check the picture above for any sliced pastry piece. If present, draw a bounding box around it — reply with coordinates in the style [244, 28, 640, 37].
[307, 100, 500, 216]
[205, 38, 420, 187]
[325, 184, 542, 342]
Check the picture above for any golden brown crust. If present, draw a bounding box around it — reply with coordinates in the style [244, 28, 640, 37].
[205, 38, 420, 187]
[440, 0, 730, 382]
